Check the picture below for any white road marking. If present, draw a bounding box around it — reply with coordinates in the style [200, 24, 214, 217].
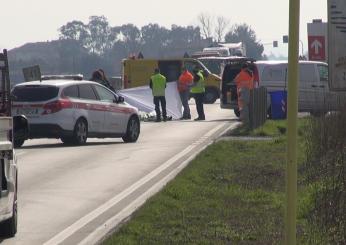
[44, 122, 236, 245]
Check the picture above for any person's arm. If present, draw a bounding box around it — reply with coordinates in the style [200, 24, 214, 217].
[193, 74, 200, 83]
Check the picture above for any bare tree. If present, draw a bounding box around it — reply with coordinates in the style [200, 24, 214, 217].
[215, 16, 229, 42]
[197, 13, 213, 39]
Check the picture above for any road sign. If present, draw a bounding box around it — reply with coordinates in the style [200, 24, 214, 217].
[328, 0, 346, 91]
[307, 20, 328, 62]
[22, 65, 41, 82]
[308, 36, 326, 61]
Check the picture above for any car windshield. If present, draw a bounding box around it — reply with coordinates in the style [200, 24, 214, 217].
[199, 59, 223, 75]
[12, 85, 59, 102]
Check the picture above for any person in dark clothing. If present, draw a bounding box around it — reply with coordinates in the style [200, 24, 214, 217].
[149, 68, 167, 122]
[191, 68, 205, 121]
[90, 69, 115, 91]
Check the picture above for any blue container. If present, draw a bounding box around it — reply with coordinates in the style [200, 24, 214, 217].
[270, 91, 287, 119]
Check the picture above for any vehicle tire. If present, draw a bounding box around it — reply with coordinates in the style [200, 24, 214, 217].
[61, 137, 73, 145]
[71, 119, 88, 145]
[203, 88, 219, 104]
[122, 116, 140, 143]
[13, 139, 25, 148]
[0, 194, 17, 237]
[234, 108, 240, 118]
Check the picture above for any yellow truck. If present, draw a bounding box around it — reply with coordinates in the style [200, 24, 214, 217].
[122, 58, 221, 103]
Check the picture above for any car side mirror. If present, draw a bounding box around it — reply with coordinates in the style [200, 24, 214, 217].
[115, 95, 124, 103]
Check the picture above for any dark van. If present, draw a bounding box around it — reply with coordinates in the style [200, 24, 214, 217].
[220, 57, 256, 117]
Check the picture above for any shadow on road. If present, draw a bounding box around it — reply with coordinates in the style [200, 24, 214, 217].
[19, 141, 124, 149]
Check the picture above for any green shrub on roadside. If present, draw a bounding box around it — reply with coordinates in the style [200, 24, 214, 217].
[302, 107, 346, 244]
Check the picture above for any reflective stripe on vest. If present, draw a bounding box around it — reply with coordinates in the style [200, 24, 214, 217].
[151, 74, 166, 96]
[191, 71, 205, 94]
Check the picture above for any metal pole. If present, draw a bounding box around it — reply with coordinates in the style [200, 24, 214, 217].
[286, 0, 300, 244]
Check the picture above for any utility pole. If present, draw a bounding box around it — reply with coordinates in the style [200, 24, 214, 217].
[286, 0, 300, 244]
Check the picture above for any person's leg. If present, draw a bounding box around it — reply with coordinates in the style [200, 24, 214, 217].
[195, 93, 205, 120]
[179, 91, 190, 119]
[153, 97, 161, 121]
[183, 90, 191, 119]
[161, 96, 167, 120]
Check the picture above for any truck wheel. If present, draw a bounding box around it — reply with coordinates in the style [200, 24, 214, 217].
[13, 139, 25, 148]
[122, 116, 140, 143]
[203, 88, 219, 104]
[0, 195, 17, 237]
[72, 119, 88, 145]
[234, 108, 240, 117]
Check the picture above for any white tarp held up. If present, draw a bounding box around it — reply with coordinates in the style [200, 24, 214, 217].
[118, 82, 183, 119]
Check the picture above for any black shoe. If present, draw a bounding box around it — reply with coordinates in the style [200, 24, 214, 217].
[155, 118, 161, 122]
[163, 117, 167, 122]
[194, 117, 205, 121]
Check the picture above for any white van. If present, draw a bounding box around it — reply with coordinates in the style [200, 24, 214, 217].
[255, 60, 339, 115]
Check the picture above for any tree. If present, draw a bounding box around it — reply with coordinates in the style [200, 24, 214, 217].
[214, 16, 229, 42]
[120, 24, 142, 54]
[225, 24, 264, 59]
[87, 16, 112, 55]
[59, 21, 89, 47]
[197, 13, 213, 39]
[141, 24, 169, 57]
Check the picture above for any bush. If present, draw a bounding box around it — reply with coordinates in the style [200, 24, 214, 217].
[302, 106, 346, 244]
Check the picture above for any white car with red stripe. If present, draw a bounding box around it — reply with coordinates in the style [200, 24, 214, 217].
[11, 79, 140, 147]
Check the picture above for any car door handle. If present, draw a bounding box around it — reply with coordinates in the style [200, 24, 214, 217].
[311, 85, 317, 88]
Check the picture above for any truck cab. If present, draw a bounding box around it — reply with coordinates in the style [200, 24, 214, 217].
[122, 58, 221, 104]
[0, 49, 25, 238]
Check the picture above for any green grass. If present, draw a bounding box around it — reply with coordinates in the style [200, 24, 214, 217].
[229, 118, 309, 138]
[104, 119, 314, 244]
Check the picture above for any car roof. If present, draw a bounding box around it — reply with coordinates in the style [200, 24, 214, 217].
[198, 56, 251, 60]
[255, 60, 328, 65]
[14, 79, 98, 88]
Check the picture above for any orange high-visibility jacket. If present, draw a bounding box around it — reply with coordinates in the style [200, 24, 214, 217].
[235, 68, 254, 90]
[235, 68, 254, 110]
[178, 71, 193, 92]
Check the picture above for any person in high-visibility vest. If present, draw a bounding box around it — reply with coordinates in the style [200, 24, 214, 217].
[191, 68, 205, 121]
[149, 68, 167, 122]
[235, 63, 254, 112]
[178, 67, 193, 120]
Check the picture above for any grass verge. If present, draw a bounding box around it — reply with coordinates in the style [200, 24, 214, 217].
[104, 119, 311, 244]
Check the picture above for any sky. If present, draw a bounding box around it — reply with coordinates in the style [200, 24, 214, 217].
[0, 0, 327, 57]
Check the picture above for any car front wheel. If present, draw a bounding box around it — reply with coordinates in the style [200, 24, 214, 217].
[234, 108, 240, 118]
[122, 116, 140, 143]
[13, 139, 25, 148]
[72, 119, 88, 145]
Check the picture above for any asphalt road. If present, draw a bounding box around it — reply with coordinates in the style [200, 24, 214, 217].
[2, 101, 238, 245]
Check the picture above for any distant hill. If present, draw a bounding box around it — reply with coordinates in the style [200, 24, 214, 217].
[7, 39, 115, 84]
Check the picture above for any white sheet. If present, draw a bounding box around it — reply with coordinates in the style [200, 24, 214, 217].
[118, 82, 183, 119]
